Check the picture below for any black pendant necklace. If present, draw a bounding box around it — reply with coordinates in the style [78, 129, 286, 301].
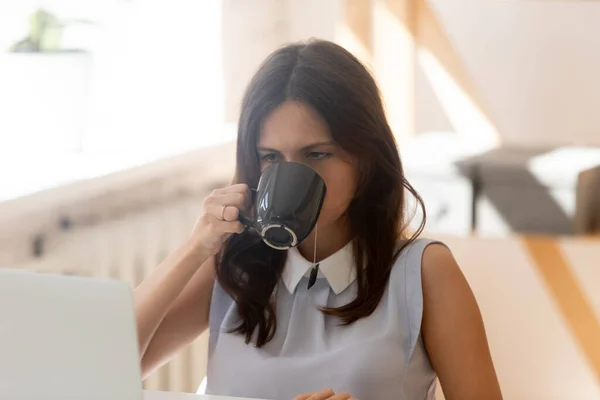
[307, 223, 319, 290]
[307, 263, 319, 289]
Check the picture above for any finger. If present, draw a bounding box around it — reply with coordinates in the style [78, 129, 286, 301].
[205, 195, 248, 222]
[329, 393, 352, 400]
[307, 388, 336, 400]
[210, 191, 252, 212]
[204, 213, 245, 234]
[207, 191, 248, 208]
[207, 203, 240, 222]
[216, 190, 252, 212]
[218, 219, 245, 235]
[213, 183, 250, 195]
[292, 394, 315, 400]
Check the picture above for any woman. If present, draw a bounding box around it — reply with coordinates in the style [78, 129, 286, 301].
[134, 40, 502, 400]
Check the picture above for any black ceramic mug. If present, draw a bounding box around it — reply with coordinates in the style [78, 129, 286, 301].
[238, 162, 327, 250]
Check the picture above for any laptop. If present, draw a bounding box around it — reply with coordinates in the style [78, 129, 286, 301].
[0, 269, 143, 400]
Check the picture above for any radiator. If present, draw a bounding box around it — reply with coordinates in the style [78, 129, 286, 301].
[11, 196, 212, 393]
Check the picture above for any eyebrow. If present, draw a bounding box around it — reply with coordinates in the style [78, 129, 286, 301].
[257, 142, 336, 152]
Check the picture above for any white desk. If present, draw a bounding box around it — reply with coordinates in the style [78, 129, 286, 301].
[144, 390, 260, 400]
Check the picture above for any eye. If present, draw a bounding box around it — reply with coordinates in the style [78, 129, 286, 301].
[307, 151, 330, 160]
[260, 153, 278, 162]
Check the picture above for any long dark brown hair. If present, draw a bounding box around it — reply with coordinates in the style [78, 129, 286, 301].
[217, 39, 426, 347]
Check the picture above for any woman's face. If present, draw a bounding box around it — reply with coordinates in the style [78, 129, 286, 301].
[257, 100, 357, 234]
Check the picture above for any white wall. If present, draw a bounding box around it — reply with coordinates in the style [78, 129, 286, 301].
[420, 0, 600, 147]
[221, 0, 341, 122]
[222, 0, 600, 148]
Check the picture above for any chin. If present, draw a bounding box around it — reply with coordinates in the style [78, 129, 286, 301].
[317, 213, 347, 233]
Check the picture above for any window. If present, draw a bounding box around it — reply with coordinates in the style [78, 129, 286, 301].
[0, 0, 228, 201]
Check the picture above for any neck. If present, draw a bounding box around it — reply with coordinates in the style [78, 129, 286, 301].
[297, 218, 352, 263]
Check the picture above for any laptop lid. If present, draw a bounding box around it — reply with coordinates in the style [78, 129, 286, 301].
[0, 269, 143, 400]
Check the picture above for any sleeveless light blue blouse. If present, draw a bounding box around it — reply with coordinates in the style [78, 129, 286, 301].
[206, 238, 441, 400]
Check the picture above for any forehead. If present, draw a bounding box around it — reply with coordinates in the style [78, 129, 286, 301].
[258, 101, 332, 149]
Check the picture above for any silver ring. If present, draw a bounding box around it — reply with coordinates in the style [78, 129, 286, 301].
[220, 205, 227, 221]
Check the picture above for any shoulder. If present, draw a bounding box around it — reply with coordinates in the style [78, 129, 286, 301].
[389, 238, 467, 303]
[389, 238, 445, 273]
[391, 237, 454, 276]
[419, 240, 470, 302]
[421, 240, 459, 279]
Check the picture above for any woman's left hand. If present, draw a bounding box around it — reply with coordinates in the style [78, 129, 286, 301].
[292, 388, 357, 400]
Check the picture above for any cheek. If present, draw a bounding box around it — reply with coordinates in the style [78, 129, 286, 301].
[318, 163, 357, 218]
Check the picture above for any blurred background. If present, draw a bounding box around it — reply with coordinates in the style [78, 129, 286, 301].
[1, 0, 600, 399]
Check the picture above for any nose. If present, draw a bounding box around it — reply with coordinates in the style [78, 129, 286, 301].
[281, 153, 307, 166]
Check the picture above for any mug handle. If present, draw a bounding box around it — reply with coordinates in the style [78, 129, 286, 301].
[238, 214, 254, 228]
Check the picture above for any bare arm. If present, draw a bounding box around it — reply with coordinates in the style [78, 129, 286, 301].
[140, 258, 215, 377]
[421, 244, 502, 400]
[134, 241, 215, 378]
[133, 184, 248, 378]
[134, 240, 209, 358]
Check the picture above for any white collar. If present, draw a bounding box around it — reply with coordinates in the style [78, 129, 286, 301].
[281, 241, 356, 295]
